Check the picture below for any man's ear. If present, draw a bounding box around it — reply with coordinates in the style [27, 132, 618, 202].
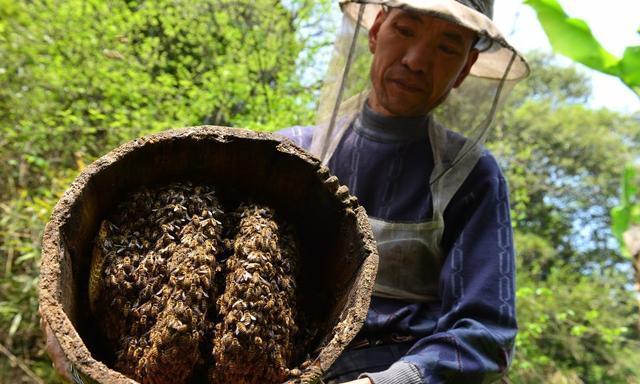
[368, 10, 387, 54]
[453, 48, 479, 88]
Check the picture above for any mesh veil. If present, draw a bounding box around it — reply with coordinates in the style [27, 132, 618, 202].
[310, 0, 529, 226]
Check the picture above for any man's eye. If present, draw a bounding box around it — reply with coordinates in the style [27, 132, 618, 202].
[394, 25, 415, 38]
[439, 45, 460, 55]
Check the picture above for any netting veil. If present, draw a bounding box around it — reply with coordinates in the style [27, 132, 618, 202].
[310, 0, 529, 237]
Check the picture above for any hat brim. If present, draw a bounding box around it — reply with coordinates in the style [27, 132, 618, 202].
[340, 0, 530, 80]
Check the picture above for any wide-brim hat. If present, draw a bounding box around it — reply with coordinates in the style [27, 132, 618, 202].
[339, 0, 529, 80]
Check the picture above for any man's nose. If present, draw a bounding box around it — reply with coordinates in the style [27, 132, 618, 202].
[401, 43, 434, 74]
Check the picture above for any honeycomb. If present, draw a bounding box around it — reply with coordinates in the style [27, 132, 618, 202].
[89, 183, 303, 383]
[211, 204, 298, 383]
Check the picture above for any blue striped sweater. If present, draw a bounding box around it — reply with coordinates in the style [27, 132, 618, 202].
[277, 105, 516, 384]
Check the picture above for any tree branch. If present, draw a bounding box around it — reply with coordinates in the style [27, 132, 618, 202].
[0, 342, 46, 384]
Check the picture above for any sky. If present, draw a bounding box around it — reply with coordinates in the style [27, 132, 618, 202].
[494, 0, 640, 113]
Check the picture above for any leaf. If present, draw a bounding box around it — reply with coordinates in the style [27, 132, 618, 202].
[621, 165, 638, 205]
[570, 324, 587, 337]
[611, 164, 640, 257]
[585, 309, 599, 321]
[0, 303, 19, 316]
[15, 251, 38, 265]
[525, 0, 640, 94]
[525, 0, 618, 71]
[619, 46, 640, 89]
[8, 312, 22, 338]
[611, 206, 630, 251]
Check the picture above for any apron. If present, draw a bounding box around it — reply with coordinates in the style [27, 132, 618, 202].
[315, 113, 481, 302]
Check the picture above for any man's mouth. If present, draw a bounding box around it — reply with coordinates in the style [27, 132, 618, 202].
[390, 79, 425, 93]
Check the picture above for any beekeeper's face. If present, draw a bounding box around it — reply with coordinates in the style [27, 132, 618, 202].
[368, 8, 479, 117]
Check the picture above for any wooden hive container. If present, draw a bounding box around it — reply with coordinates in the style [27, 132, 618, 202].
[39, 126, 378, 384]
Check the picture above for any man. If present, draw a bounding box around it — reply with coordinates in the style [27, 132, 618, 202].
[278, 0, 529, 383]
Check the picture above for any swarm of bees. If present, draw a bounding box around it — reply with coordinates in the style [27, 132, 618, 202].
[211, 204, 298, 383]
[89, 182, 304, 384]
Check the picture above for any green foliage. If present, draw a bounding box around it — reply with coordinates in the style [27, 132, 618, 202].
[512, 253, 640, 383]
[489, 53, 639, 266]
[0, 0, 330, 198]
[487, 54, 640, 382]
[520, 11, 640, 378]
[525, 0, 640, 95]
[0, 171, 75, 384]
[0, 0, 330, 381]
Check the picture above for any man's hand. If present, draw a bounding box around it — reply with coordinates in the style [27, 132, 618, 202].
[341, 379, 372, 384]
[39, 308, 72, 382]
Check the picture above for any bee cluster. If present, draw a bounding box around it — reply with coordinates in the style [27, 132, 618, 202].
[212, 204, 298, 383]
[89, 182, 303, 384]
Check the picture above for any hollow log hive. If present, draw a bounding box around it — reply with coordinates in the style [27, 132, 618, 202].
[89, 182, 301, 383]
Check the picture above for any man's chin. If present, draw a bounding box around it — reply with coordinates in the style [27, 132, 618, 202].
[368, 94, 430, 117]
[383, 94, 431, 116]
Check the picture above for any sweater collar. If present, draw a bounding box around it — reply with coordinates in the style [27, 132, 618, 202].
[354, 103, 431, 142]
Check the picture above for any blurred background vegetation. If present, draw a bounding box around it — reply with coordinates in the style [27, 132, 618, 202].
[1, 0, 639, 383]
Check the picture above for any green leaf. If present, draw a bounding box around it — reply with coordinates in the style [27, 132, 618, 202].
[525, 0, 619, 71]
[0, 304, 19, 316]
[525, 0, 640, 94]
[610, 164, 640, 257]
[621, 165, 638, 205]
[611, 206, 630, 250]
[618, 46, 640, 89]
[570, 324, 587, 337]
[15, 251, 38, 265]
[585, 309, 599, 321]
[8, 312, 22, 338]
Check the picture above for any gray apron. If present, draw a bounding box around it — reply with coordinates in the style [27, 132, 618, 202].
[316, 115, 480, 302]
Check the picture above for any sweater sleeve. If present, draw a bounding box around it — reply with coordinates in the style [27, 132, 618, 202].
[362, 170, 517, 384]
[274, 126, 314, 150]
